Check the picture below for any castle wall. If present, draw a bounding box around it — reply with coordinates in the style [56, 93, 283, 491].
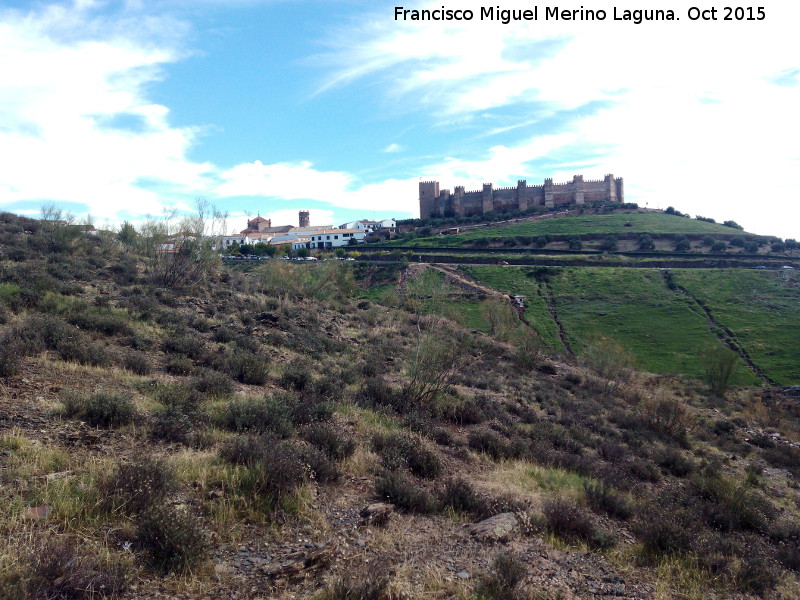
[419, 175, 623, 218]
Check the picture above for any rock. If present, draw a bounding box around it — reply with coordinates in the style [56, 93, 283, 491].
[45, 471, 72, 482]
[205, 489, 224, 500]
[22, 505, 50, 520]
[455, 571, 471, 579]
[360, 502, 393, 526]
[468, 512, 518, 542]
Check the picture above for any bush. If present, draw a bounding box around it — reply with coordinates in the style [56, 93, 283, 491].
[694, 474, 776, 533]
[253, 441, 308, 502]
[710, 240, 727, 252]
[297, 444, 340, 484]
[279, 359, 312, 391]
[220, 396, 294, 437]
[699, 344, 739, 398]
[135, 505, 208, 574]
[543, 498, 610, 547]
[632, 505, 695, 556]
[0, 340, 23, 377]
[303, 423, 356, 461]
[372, 432, 442, 479]
[732, 554, 780, 594]
[150, 407, 195, 444]
[28, 536, 130, 599]
[192, 369, 233, 397]
[583, 481, 632, 520]
[317, 564, 393, 600]
[375, 470, 438, 513]
[656, 448, 695, 477]
[222, 350, 270, 385]
[165, 355, 193, 375]
[475, 553, 527, 600]
[438, 477, 489, 517]
[468, 428, 513, 461]
[122, 350, 151, 375]
[83, 392, 135, 427]
[100, 456, 176, 515]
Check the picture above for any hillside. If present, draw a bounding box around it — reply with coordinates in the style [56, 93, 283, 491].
[390, 211, 793, 256]
[0, 212, 799, 600]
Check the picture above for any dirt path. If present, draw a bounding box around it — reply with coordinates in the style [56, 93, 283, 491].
[539, 281, 574, 357]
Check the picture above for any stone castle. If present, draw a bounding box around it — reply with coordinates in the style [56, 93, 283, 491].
[419, 174, 624, 218]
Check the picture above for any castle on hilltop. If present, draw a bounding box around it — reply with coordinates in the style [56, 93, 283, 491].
[419, 174, 624, 218]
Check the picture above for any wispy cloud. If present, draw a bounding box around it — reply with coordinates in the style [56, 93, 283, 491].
[382, 143, 402, 153]
[0, 1, 209, 220]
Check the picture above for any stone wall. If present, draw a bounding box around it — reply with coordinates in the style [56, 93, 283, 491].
[420, 174, 624, 218]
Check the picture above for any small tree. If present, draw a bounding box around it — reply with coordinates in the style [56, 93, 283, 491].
[568, 237, 582, 250]
[297, 247, 310, 258]
[700, 344, 738, 398]
[674, 236, 691, 252]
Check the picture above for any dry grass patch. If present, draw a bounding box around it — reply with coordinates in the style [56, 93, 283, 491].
[482, 459, 591, 507]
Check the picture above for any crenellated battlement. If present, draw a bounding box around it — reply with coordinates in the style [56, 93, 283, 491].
[419, 174, 624, 218]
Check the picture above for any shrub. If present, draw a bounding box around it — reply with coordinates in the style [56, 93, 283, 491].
[297, 444, 340, 484]
[83, 392, 135, 427]
[0, 340, 23, 377]
[279, 359, 313, 391]
[699, 344, 738, 398]
[710, 240, 727, 252]
[192, 369, 233, 397]
[694, 474, 776, 533]
[253, 441, 308, 502]
[583, 481, 632, 520]
[632, 506, 695, 556]
[303, 423, 356, 461]
[438, 477, 489, 517]
[732, 554, 780, 594]
[317, 564, 393, 600]
[100, 456, 176, 515]
[375, 470, 438, 513]
[543, 498, 610, 547]
[475, 553, 527, 600]
[468, 428, 513, 461]
[122, 350, 151, 375]
[372, 432, 442, 479]
[150, 407, 195, 444]
[135, 505, 208, 574]
[165, 356, 193, 375]
[674, 236, 691, 252]
[220, 396, 293, 437]
[28, 536, 130, 599]
[222, 350, 270, 385]
[57, 334, 110, 367]
[162, 331, 206, 359]
[656, 448, 695, 477]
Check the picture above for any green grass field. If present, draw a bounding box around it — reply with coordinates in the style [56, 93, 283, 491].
[462, 265, 795, 384]
[672, 270, 800, 385]
[398, 212, 754, 248]
[461, 266, 564, 350]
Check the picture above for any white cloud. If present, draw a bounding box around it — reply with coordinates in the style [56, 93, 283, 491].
[0, 2, 212, 221]
[382, 143, 402, 153]
[317, 0, 800, 238]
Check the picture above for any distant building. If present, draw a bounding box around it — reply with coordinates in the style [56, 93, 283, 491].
[419, 175, 624, 218]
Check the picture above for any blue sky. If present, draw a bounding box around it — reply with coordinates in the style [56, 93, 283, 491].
[1, 0, 799, 238]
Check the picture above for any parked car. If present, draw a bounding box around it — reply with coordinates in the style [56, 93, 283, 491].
[782, 265, 795, 270]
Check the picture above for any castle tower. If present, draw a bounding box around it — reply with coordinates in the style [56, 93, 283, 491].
[544, 178, 555, 208]
[517, 180, 529, 211]
[604, 174, 618, 202]
[419, 181, 440, 218]
[299, 210, 310, 228]
[615, 177, 624, 203]
[573, 175, 585, 205]
[453, 186, 464, 216]
[482, 183, 494, 214]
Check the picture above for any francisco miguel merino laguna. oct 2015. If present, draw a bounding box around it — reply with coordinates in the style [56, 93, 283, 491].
[394, 6, 767, 24]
